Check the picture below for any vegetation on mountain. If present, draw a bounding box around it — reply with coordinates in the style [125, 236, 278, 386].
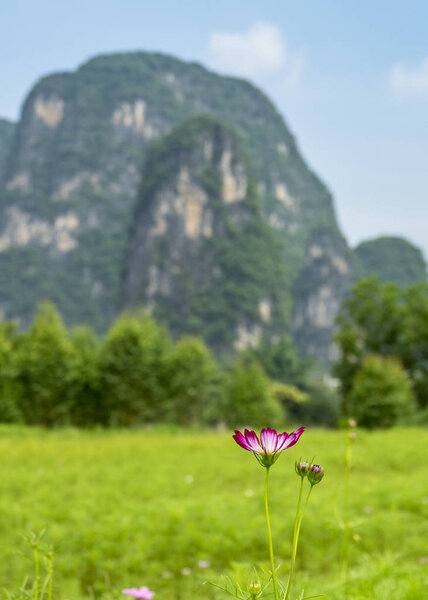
[124, 115, 291, 351]
[0, 52, 340, 361]
[0, 117, 15, 180]
[355, 236, 426, 287]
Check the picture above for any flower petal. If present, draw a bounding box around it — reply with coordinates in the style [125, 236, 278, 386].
[244, 429, 263, 453]
[275, 432, 289, 450]
[277, 426, 305, 451]
[233, 430, 253, 451]
[260, 427, 279, 453]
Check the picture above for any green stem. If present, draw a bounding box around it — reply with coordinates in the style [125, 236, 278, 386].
[33, 547, 39, 600]
[284, 486, 313, 600]
[341, 436, 353, 591]
[284, 477, 305, 600]
[264, 467, 279, 600]
[48, 555, 53, 600]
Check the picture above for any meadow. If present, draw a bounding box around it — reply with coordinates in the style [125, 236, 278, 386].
[0, 426, 427, 600]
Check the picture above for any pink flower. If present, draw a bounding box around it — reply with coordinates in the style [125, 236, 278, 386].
[233, 427, 305, 467]
[122, 587, 155, 599]
[197, 560, 211, 568]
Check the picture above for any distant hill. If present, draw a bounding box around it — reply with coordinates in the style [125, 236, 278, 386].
[0, 51, 425, 364]
[355, 236, 426, 287]
[0, 51, 349, 362]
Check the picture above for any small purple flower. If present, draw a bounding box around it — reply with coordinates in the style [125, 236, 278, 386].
[122, 588, 154, 600]
[197, 560, 211, 568]
[308, 464, 324, 486]
[349, 432, 356, 440]
[233, 427, 305, 467]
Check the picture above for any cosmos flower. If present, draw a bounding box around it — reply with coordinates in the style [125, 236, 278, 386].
[122, 588, 155, 599]
[295, 460, 311, 477]
[307, 464, 324, 486]
[233, 427, 305, 467]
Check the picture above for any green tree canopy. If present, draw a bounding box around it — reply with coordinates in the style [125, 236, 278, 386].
[15, 302, 74, 426]
[348, 354, 415, 428]
[222, 360, 283, 428]
[334, 277, 428, 411]
[98, 312, 171, 426]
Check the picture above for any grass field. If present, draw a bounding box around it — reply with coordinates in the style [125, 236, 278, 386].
[0, 426, 427, 600]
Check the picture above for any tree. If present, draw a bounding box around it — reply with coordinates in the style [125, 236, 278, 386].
[0, 323, 21, 422]
[15, 303, 74, 426]
[165, 337, 219, 425]
[98, 312, 171, 426]
[347, 354, 415, 428]
[222, 360, 283, 428]
[334, 277, 428, 410]
[68, 327, 105, 427]
[240, 335, 310, 387]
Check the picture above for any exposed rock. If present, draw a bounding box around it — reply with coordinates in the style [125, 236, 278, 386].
[6, 172, 30, 192]
[34, 96, 65, 128]
[0, 207, 79, 253]
[122, 115, 290, 351]
[112, 100, 156, 139]
[0, 51, 364, 363]
[293, 227, 356, 364]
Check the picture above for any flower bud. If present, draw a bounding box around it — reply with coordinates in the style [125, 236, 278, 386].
[295, 460, 310, 478]
[308, 464, 324, 486]
[348, 419, 357, 428]
[248, 583, 261, 598]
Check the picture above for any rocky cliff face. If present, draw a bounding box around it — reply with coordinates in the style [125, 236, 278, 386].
[0, 52, 337, 334]
[1, 51, 417, 363]
[123, 115, 290, 352]
[293, 228, 356, 363]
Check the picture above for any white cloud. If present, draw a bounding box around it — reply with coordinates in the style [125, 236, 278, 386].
[389, 57, 428, 98]
[207, 22, 304, 87]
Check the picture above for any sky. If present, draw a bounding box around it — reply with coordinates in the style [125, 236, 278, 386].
[1, 0, 427, 258]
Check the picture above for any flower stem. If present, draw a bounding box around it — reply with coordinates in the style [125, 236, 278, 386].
[284, 484, 313, 600]
[264, 467, 279, 600]
[284, 477, 304, 600]
[33, 546, 39, 600]
[341, 434, 353, 592]
[47, 554, 53, 600]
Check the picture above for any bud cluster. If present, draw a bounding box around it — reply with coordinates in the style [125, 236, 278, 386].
[248, 583, 261, 598]
[295, 460, 324, 486]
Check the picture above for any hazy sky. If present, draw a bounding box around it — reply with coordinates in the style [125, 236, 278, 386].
[1, 0, 427, 258]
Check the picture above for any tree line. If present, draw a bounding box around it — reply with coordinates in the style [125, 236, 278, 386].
[0, 302, 334, 428]
[334, 277, 428, 427]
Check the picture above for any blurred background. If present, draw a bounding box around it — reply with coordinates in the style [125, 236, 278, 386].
[0, 2, 427, 599]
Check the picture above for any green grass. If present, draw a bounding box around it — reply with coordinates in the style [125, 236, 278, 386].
[0, 426, 427, 600]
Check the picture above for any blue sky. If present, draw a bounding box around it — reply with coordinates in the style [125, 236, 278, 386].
[1, 0, 427, 258]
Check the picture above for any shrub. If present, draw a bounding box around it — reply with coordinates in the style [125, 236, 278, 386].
[68, 327, 105, 427]
[288, 382, 340, 427]
[15, 303, 74, 426]
[0, 322, 21, 422]
[222, 360, 283, 428]
[98, 312, 171, 426]
[347, 354, 416, 428]
[165, 336, 219, 425]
